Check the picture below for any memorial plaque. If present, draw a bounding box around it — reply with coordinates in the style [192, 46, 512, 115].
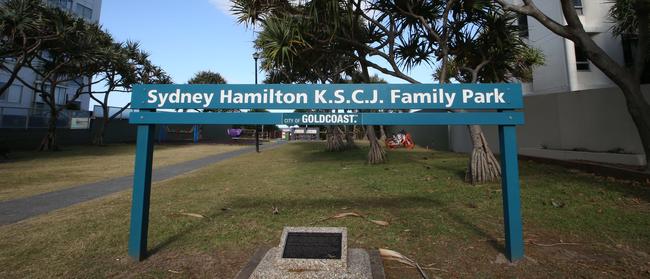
[275, 227, 348, 271]
[240, 227, 379, 279]
[282, 232, 342, 259]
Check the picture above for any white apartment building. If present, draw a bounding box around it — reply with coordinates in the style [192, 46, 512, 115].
[0, 0, 103, 118]
[449, 1, 650, 166]
[516, 0, 639, 95]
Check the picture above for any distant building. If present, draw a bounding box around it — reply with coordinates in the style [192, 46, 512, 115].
[514, 0, 646, 95]
[290, 127, 320, 141]
[0, 0, 103, 116]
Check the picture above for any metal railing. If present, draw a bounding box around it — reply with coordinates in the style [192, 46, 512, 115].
[93, 105, 136, 120]
[0, 106, 91, 129]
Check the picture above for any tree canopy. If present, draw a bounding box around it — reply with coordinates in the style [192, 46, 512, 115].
[0, 0, 170, 150]
[188, 70, 227, 84]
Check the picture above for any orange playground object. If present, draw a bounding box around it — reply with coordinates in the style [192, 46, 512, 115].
[385, 132, 415, 149]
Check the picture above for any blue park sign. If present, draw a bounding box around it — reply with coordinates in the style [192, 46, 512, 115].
[127, 83, 525, 263]
[131, 83, 522, 110]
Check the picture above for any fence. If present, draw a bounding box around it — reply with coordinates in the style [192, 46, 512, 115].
[0, 106, 91, 129]
[92, 105, 136, 120]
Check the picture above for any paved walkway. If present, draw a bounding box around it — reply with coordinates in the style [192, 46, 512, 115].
[0, 142, 284, 226]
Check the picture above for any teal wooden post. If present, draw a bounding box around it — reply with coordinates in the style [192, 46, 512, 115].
[158, 125, 165, 144]
[193, 124, 199, 143]
[128, 124, 155, 261]
[498, 124, 524, 262]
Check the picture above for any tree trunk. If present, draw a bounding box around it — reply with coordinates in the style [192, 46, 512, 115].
[621, 83, 650, 171]
[0, 61, 24, 98]
[40, 109, 59, 151]
[357, 125, 366, 140]
[465, 125, 501, 184]
[326, 125, 345, 152]
[366, 125, 386, 164]
[93, 117, 109, 145]
[379, 125, 387, 141]
[497, 0, 650, 171]
[344, 126, 358, 149]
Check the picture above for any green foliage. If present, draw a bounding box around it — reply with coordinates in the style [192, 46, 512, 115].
[442, 9, 545, 83]
[0, 0, 48, 59]
[233, 0, 362, 84]
[0, 143, 649, 277]
[1, 0, 171, 149]
[609, 0, 645, 36]
[233, 0, 542, 86]
[188, 70, 227, 84]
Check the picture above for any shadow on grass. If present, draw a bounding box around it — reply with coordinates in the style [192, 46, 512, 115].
[518, 160, 650, 203]
[432, 164, 469, 181]
[147, 195, 504, 258]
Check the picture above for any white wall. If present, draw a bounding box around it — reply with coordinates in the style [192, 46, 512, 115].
[522, 0, 624, 95]
[450, 85, 650, 166]
[526, 0, 571, 95]
[76, 0, 102, 23]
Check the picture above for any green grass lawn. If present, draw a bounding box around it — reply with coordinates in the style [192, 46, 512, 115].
[0, 143, 245, 201]
[0, 142, 648, 278]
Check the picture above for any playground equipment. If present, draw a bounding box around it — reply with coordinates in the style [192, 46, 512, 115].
[385, 130, 415, 149]
[227, 128, 270, 141]
[158, 124, 199, 143]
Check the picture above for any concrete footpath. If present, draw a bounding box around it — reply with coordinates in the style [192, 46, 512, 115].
[0, 142, 284, 226]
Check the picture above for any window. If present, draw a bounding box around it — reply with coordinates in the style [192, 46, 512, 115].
[47, 0, 73, 11]
[518, 15, 529, 38]
[75, 4, 93, 20]
[55, 87, 68, 105]
[0, 83, 23, 104]
[573, 0, 583, 15]
[622, 35, 650, 82]
[622, 35, 636, 68]
[0, 83, 6, 102]
[575, 46, 590, 71]
[34, 84, 68, 105]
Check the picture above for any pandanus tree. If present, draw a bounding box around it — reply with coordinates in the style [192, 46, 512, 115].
[0, 0, 57, 98]
[2, 0, 171, 150]
[8, 6, 112, 150]
[308, 0, 543, 179]
[304, 0, 501, 174]
[439, 9, 544, 184]
[313, 0, 540, 181]
[88, 41, 170, 145]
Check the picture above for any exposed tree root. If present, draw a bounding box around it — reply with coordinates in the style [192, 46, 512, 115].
[342, 126, 358, 149]
[326, 125, 345, 152]
[367, 125, 387, 164]
[465, 125, 501, 184]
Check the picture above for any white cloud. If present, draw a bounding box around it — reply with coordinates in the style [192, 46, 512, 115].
[209, 0, 233, 15]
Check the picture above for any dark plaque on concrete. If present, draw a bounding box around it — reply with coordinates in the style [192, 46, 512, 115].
[282, 232, 342, 259]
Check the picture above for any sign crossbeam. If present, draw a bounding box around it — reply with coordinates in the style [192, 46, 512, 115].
[127, 83, 526, 264]
[129, 112, 524, 126]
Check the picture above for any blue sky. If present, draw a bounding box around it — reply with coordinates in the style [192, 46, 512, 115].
[94, 0, 435, 109]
